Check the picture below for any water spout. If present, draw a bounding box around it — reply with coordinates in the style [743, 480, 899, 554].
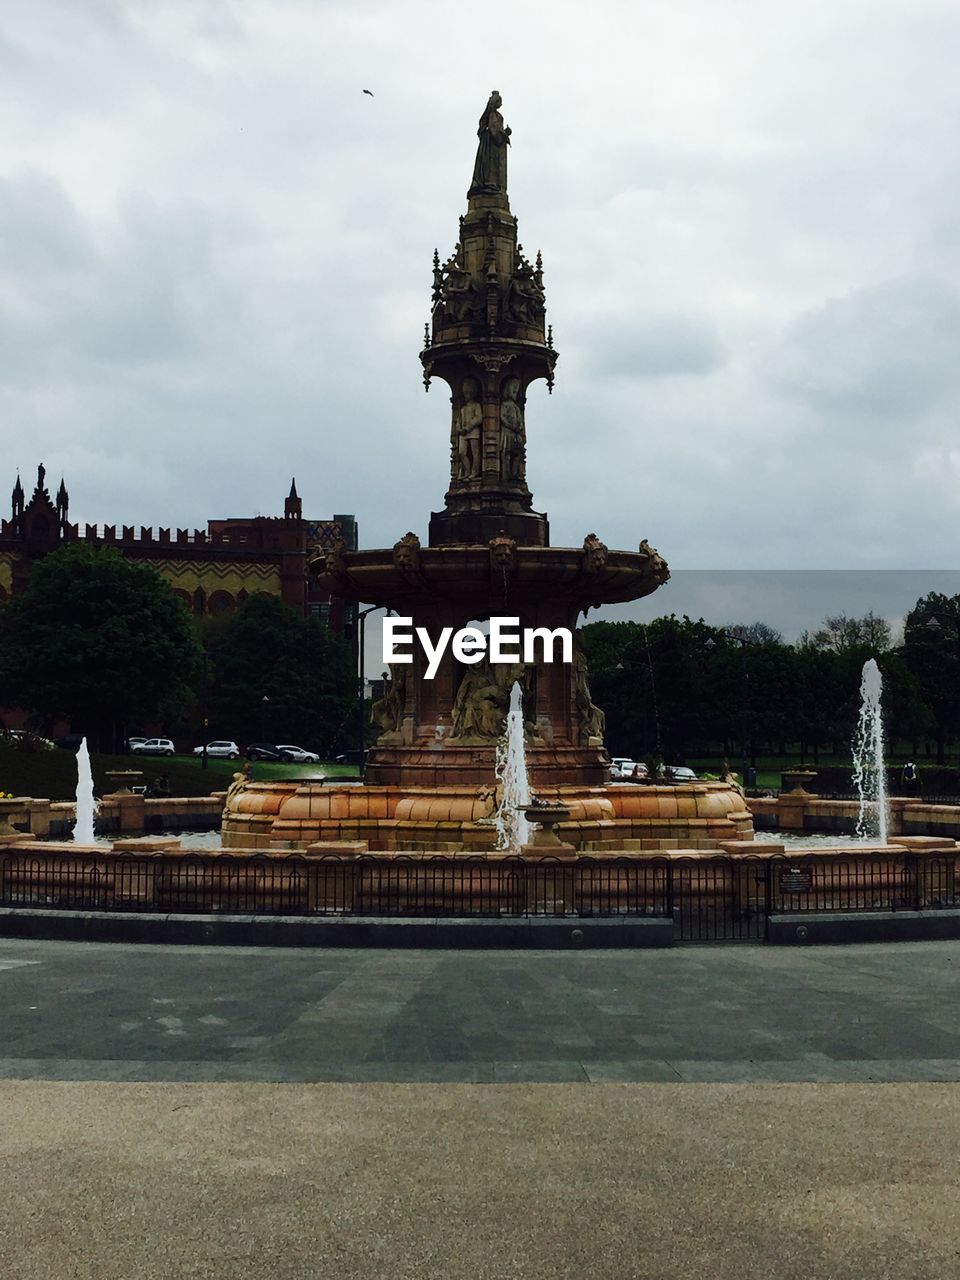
[73, 737, 99, 844]
[853, 658, 889, 845]
[494, 681, 531, 850]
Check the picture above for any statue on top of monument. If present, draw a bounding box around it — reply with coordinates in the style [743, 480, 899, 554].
[469, 91, 511, 197]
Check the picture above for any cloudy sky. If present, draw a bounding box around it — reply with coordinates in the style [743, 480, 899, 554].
[3, 0, 960, 611]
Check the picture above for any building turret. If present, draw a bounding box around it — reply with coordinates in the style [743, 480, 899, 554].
[11, 473, 24, 536]
[421, 91, 557, 548]
[56, 477, 69, 533]
[284, 477, 302, 521]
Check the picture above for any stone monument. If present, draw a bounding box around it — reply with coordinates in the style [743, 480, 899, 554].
[223, 95, 752, 851]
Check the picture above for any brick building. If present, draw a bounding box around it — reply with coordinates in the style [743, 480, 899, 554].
[0, 465, 358, 646]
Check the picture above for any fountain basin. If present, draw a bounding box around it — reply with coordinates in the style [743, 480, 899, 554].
[222, 779, 753, 852]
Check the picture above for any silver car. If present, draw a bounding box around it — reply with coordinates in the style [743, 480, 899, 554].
[193, 741, 240, 759]
[131, 737, 176, 757]
[275, 743, 320, 763]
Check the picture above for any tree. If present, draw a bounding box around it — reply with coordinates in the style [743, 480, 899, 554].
[0, 543, 201, 750]
[901, 592, 960, 763]
[803, 611, 892, 654]
[728, 621, 784, 646]
[204, 594, 356, 754]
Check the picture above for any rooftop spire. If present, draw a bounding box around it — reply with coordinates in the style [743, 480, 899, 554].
[284, 477, 301, 521]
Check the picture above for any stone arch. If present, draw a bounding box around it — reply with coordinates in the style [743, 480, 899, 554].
[208, 590, 235, 615]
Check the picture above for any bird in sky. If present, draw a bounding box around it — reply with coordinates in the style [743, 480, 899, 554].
[362, 89, 374, 96]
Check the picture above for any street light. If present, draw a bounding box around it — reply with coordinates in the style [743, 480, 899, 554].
[705, 630, 753, 788]
[613, 622, 662, 764]
[260, 695, 270, 742]
[916, 614, 960, 764]
[357, 605, 392, 780]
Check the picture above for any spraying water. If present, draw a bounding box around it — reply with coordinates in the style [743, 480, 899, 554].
[73, 737, 99, 844]
[853, 659, 889, 844]
[494, 681, 531, 850]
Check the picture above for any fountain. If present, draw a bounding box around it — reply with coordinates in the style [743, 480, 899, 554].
[494, 682, 531, 849]
[853, 658, 889, 844]
[222, 94, 752, 854]
[73, 737, 99, 844]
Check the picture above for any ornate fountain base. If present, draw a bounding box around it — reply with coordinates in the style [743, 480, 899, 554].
[221, 780, 754, 852]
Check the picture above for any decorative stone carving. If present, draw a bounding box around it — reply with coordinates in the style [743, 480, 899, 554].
[450, 656, 524, 740]
[470, 91, 511, 196]
[499, 377, 525, 482]
[474, 351, 513, 373]
[573, 631, 606, 744]
[307, 536, 348, 581]
[488, 531, 517, 574]
[392, 531, 421, 573]
[454, 378, 483, 481]
[502, 247, 545, 327]
[371, 665, 407, 738]
[638, 538, 670, 583]
[581, 533, 608, 573]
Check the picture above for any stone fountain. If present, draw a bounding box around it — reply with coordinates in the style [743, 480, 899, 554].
[223, 94, 752, 853]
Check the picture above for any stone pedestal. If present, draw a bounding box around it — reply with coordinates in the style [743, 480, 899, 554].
[105, 791, 146, 836]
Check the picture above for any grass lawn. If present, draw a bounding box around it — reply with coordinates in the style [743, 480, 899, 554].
[0, 749, 358, 801]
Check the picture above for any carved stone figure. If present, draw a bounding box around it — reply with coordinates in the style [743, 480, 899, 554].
[371, 664, 407, 737]
[488, 530, 516, 573]
[307, 536, 347, 582]
[392, 531, 421, 573]
[503, 266, 544, 327]
[638, 538, 670, 583]
[442, 267, 483, 323]
[581, 533, 608, 573]
[469, 91, 511, 196]
[574, 631, 606, 744]
[499, 377, 525, 481]
[223, 771, 248, 815]
[451, 656, 524, 740]
[454, 378, 483, 480]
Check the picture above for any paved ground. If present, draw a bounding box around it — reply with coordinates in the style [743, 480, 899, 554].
[3, 941, 960, 1278]
[2, 1081, 959, 1279]
[1, 937, 960, 1081]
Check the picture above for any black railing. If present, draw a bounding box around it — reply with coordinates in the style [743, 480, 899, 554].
[1, 850, 957, 941]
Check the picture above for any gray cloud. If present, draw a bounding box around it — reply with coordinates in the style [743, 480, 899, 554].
[0, 0, 958, 579]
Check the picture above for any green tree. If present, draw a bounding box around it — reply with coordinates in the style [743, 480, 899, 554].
[902, 592, 960, 763]
[802, 611, 892, 654]
[204, 594, 355, 754]
[0, 543, 201, 750]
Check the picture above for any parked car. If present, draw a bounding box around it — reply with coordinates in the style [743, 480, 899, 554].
[609, 758, 637, 780]
[131, 737, 176, 757]
[663, 765, 697, 783]
[126, 736, 148, 752]
[1, 729, 56, 752]
[245, 742, 281, 761]
[626, 762, 650, 782]
[275, 743, 320, 763]
[192, 740, 240, 759]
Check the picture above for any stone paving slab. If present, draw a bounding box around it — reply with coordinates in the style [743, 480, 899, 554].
[1, 1081, 959, 1280]
[2, 937, 960, 1082]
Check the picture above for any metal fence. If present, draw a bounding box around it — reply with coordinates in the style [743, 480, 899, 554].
[1, 849, 957, 943]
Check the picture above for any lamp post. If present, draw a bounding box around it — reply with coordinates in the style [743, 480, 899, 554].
[357, 605, 391, 780]
[200, 650, 209, 771]
[917, 613, 960, 765]
[706, 630, 753, 788]
[614, 623, 662, 765]
[260, 695, 269, 743]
